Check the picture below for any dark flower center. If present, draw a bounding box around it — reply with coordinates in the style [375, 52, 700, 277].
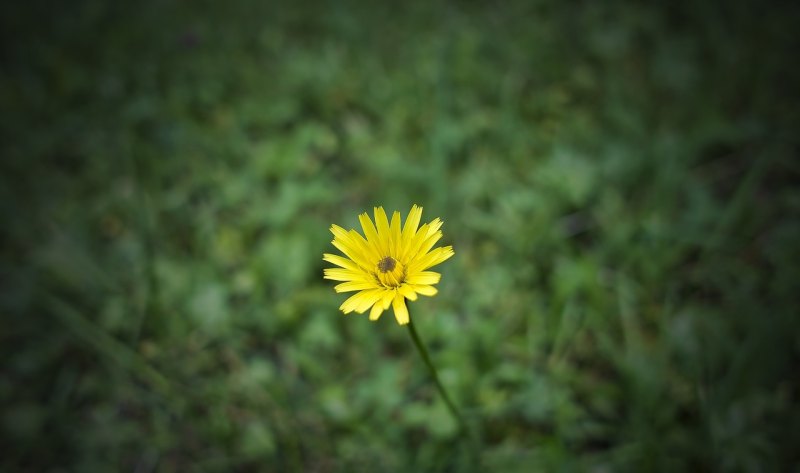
[377, 256, 397, 273]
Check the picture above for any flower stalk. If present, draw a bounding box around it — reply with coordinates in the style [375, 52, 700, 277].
[406, 314, 464, 430]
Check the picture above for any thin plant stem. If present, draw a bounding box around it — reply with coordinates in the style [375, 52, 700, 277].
[406, 314, 464, 430]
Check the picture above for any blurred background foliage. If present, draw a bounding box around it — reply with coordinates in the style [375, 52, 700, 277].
[2, 0, 799, 471]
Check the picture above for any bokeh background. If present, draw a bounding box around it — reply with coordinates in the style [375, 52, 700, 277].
[2, 0, 799, 471]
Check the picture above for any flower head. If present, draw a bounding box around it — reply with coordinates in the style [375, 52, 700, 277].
[323, 205, 454, 325]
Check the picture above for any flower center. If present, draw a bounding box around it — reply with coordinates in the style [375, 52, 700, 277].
[376, 256, 405, 288]
[377, 256, 397, 273]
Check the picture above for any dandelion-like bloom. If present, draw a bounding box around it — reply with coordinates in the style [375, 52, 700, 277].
[323, 205, 454, 325]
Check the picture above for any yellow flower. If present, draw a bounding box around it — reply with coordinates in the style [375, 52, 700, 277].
[323, 205, 454, 325]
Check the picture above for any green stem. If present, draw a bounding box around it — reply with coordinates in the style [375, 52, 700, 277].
[406, 315, 464, 429]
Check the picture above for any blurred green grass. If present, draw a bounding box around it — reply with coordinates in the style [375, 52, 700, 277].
[2, 0, 799, 471]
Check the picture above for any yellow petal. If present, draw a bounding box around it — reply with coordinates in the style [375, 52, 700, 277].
[405, 271, 441, 285]
[390, 211, 402, 258]
[339, 291, 365, 313]
[330, 224, 356, 245]
[411, 284, 438, 296]
[348, 229, 381, 263]
[408, 246, 454, 273]
[331, 239, 373, 271]
[323, 268, 370, 282]
[359, 212, 381, 247]
[334, 281, 378, 293]
[354, 289, 386, 313]
[415, 230, 443, 259]
[380, 289, 395, 310]
[398, 284, 418, 301]
[403, 221, 434, 262]
[331, 225, 377, 267]
[369, 302, 384, 321]
[392, 292, 409, 325]
[323, 253, 360, 271]
[374, 206, 391, 256]
[425, 218, 443, 238]
[401, 205, 422, 248]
